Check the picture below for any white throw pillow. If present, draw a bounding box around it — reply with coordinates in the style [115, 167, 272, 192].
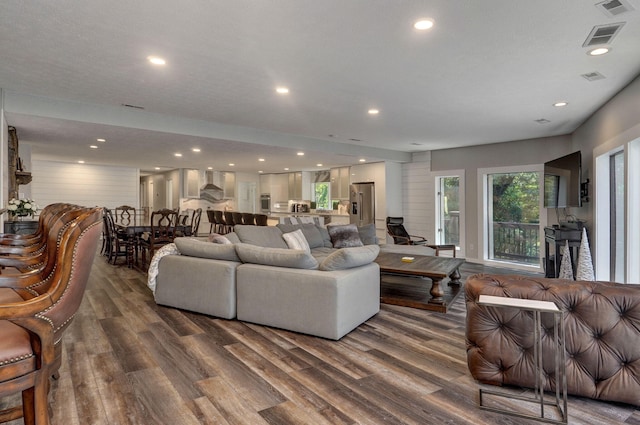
[282, 229, 311, 253]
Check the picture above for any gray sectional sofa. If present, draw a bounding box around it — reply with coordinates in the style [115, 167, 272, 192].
[153, 223, 381, 340]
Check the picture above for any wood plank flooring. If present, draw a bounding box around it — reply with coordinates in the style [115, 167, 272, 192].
[3, 254, 640, 424]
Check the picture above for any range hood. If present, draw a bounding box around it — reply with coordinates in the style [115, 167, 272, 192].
[200, 171, 224, 202]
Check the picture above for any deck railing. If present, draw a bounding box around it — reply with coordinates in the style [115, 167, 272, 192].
[491, 222, 540, 264]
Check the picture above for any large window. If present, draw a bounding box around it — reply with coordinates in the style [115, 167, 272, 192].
[314, 182, 330, 209]
[481, 166, 542, 268]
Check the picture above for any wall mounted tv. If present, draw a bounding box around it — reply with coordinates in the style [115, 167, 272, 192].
[543, 151, 582, 208]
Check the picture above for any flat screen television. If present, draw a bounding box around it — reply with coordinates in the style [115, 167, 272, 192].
[543, 151, 582, 208]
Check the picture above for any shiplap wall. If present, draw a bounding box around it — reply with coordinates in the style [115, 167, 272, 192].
[401, 152, 435, 242]
[31, 160, 138, 209]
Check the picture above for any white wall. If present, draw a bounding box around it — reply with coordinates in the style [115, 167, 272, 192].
[31, 160, 138, 209]
[402, 152, 433, 242]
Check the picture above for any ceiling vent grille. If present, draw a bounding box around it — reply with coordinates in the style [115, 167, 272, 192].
[582, 71, 606, 81]
[583, 22, 625, 47]
[596, 0, 635, 17]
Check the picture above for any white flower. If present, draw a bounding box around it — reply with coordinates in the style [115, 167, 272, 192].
[7, 205, 17, 211]
[23, 203, 32, 209]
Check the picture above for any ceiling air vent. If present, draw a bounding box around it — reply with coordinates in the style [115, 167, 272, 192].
[582, 22, 625, 47]
[596, 0, 635, 17]
[582, 71, 606, 81]
[535, 119, 551, 124]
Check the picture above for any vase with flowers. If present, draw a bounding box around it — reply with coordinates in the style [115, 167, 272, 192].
[6, 198, 38, 220]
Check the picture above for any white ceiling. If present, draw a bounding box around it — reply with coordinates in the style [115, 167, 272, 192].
[2, 0, 640, 174]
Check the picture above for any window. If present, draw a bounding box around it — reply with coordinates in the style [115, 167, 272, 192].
[314, 182, 330, 209]
[480, 165, 543, 270]
[436, 176, 460, 246]
[610, 151, 625, 282]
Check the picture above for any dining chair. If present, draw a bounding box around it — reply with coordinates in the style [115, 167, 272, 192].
[0, 206, 102, 425]
[232, 212, 244, 227]
[104, 209, 134, 266]
[114, 205, 137, 226]
[190, 208, 202, 235]
[140, 208, 178, 269]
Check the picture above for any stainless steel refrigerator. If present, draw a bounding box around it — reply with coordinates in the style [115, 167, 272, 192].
[349, 182, 375, 226]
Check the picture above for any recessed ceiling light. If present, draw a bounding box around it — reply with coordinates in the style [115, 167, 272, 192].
[276, 87, 289, 94]
[192, 148, 201, 152]
[317, 163, 323, 167]
[284, 167, 290, 171]
[90, 145, 98, 149]
[97, 138, 106, 142]
[414, 19, 434, 30]
[259, 158, 265, 162]
[259, 170, 264, 173]
[297, 152, 304, 156]
[368, 109, 380, 115]
[148, 56, 166, 65]
[554, 102, 568, 107]
[588, 47, 610, 56]
[174, 153, 182, 157]
[229, 163, 235, 167]
[155, 167, 161, 170]
[207, 166, 213, 170]
[78, 160, 85, 164]
[359, 158, 366, 162]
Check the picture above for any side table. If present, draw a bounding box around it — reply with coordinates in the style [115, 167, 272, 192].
[477, 295, 567, 424]
[4, 220, 39, 235]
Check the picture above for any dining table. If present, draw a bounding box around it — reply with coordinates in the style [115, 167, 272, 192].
[115, 222, 192, 268]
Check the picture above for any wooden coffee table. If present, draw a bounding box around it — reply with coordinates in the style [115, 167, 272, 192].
[375, 252, 465, 312]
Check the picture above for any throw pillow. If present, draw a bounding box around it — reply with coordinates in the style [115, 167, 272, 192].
[276, 223, 324, 249]
[174, 237, 240, 262]
[235, 243, 318, 269]
[282, 229, 311, 253]
[327, 224, 364, 248]
[208, 233, 232, 244]
[319, 245, 380, 271]
[234, 225, 288, 248]
[357, 223, 378, 245]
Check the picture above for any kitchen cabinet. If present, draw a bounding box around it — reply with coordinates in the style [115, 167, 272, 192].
[288, 172, 303, 199]
[330, 167, 350, 200]
[221, 172, 235, 199]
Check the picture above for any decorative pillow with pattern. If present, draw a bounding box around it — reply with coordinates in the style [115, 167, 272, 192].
[327, 224, 364, 248]
[282, 229, 311, 253]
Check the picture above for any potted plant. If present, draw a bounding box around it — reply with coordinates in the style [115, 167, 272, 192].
[6, 198, 38, 220]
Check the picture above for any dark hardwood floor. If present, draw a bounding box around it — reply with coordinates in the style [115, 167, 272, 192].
[3, 254, 640, 424]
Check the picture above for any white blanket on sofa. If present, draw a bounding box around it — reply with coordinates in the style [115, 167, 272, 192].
[147, 243, 180, 294]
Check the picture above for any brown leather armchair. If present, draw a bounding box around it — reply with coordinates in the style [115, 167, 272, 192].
[465, 273, 640, 406]
[0, 206, 102, 424]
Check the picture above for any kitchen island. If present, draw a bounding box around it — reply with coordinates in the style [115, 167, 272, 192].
[268, 211, 350, 226]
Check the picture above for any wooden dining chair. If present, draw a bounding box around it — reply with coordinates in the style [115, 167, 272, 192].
[0, 206, 102, 425]
[140, 209, 178, 268]
[114, 205, 137, 226]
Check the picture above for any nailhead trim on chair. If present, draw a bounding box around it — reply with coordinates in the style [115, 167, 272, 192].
[0, 353, 34, 366]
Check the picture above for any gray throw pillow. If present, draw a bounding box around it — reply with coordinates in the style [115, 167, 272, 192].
[235, 243, 319, 269]
[358, 223, 378, 245]
[317, 226, 333, 248]
[276, 223, 325, 249]
[174, 237, 240, 262]
[327, 224, 364, 248]
[234, 225, 287, 248]
[319, 245, 380, 271]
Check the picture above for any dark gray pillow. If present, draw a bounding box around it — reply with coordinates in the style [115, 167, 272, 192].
[317, 226, 333, 248]
[174, 237, 240, 262]
[276, 223, 324, 249]
[327, 224, 364, 248]
[235, 243, 318, 269]
[358, 223, 378, 245]
[319, 245, 380, 271]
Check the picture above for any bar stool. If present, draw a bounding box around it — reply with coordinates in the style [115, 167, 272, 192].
[242, 212, 255, 225]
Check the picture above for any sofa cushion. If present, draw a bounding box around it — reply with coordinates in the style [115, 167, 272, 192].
[224, 232, 241, 244]
[358, 223, 378, 245]
[235, 243, 318, 269]
[234, 225, 287, 248]
[208, 233, 232, 244]
[319, 245, 380, 271]
[327, 224, 364, 248]
[282, 229, 311, 253]
[174, 237, 240, 262]
[276, 223, 325, 249]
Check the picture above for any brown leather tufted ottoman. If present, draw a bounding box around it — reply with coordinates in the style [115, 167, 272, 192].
[465, 274, 640, 406]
